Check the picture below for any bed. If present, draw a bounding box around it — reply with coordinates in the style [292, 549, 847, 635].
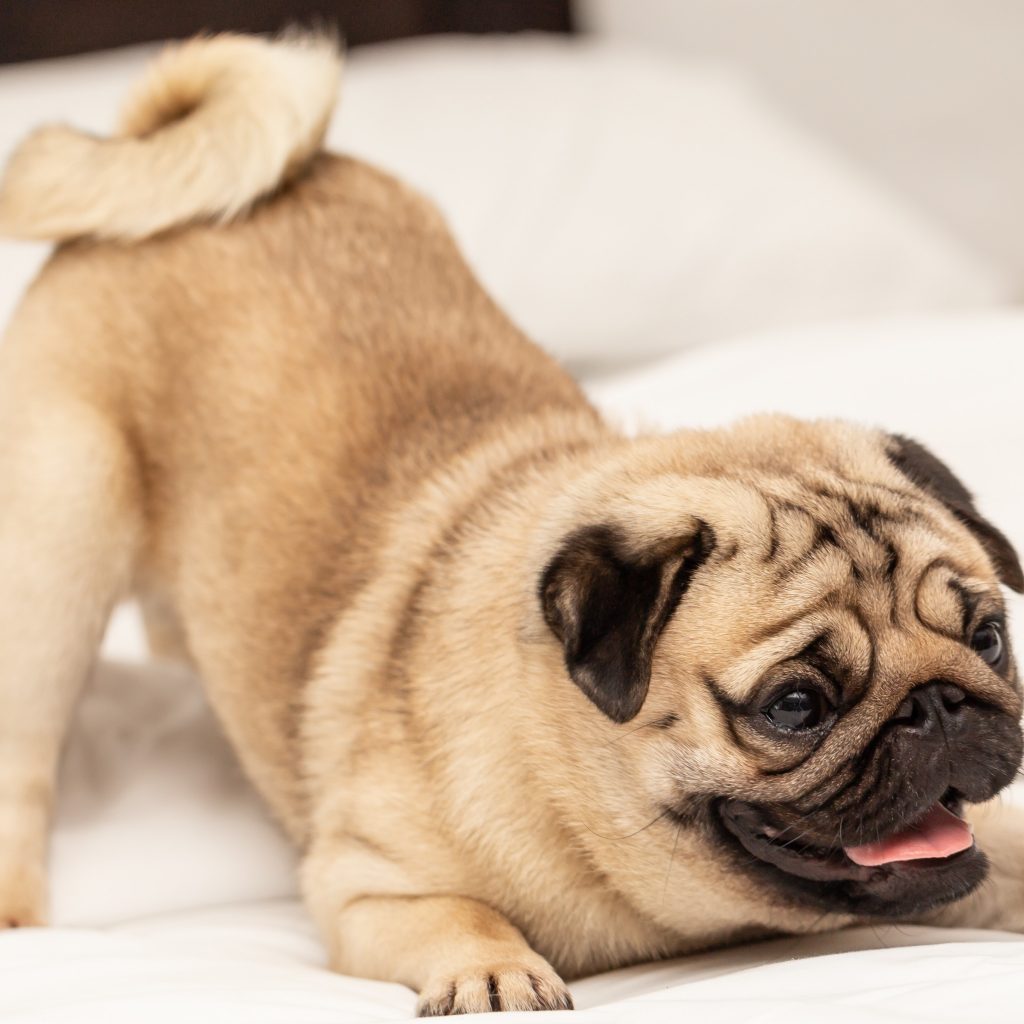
[2, 25, 1023, 1024]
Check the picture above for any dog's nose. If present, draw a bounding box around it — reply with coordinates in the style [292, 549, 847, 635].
[892, 681, 967, 732]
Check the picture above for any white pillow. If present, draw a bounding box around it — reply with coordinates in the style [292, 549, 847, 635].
[0, 37, 1011, 372]
[332, 37, 1011, 371]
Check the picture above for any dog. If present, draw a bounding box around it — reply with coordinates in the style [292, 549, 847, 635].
[2, 33, 1023, 1016]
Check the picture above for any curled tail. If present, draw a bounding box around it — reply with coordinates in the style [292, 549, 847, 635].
[0, 32, 341, 242]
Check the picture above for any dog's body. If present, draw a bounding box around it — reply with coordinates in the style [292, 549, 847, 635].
[3, 35, 1024, 1015]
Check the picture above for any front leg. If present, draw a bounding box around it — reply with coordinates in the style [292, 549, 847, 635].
[928, 799, 1024, 931]
[341, 894, 573, 1016]
[303, 846, 572, 1015]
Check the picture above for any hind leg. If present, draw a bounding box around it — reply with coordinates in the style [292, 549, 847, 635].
[0, 395, 141, 926]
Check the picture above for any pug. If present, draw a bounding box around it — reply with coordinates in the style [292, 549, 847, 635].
[1, 33, 1022, 1017]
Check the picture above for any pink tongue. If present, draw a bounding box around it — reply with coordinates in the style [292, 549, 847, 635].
[844, 803, 974, 867]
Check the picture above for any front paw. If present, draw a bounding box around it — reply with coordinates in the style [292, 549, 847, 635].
[417, 959, 573, 1016]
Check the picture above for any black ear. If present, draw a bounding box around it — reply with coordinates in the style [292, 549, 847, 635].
[887, 434, 1024, 592]
[540, 522, 714, 723]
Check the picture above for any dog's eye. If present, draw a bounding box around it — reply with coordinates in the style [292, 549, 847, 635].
[971, 620, 1004, 666]
[763, 689, 830, 731]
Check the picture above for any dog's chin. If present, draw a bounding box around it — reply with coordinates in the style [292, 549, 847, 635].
[712, 793, 988, 918]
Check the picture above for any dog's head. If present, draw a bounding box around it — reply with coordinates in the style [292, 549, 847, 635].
[538, 416, 1022, 923]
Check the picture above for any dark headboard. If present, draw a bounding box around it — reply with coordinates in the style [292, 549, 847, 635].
[0, 0, 574, 65]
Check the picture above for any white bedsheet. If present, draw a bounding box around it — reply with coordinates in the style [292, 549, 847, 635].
[5, 904, 1024, 1023]
[4, 315, 1024, 1020]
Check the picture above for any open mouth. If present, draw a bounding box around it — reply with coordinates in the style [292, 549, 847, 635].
[715, 789, 985, 912]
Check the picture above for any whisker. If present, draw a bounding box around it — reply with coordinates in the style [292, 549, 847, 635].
[601, 716, 675, 748]
[578, 807, 672, 842]
[777, 828, 813, 851]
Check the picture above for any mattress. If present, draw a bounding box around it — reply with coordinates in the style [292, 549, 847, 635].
[6, 903, 1024, 1023]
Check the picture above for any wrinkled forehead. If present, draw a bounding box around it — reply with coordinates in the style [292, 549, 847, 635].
[695, 478, 1010, 696]
[756, 474, 990, 581]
